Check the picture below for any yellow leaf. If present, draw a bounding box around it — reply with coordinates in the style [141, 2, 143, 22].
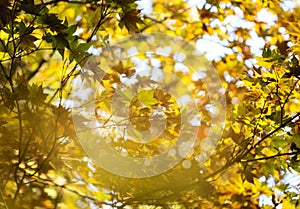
[255, 56, 275, 69]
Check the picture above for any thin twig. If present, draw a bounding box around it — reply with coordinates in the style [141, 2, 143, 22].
[241, 151, 299, 162]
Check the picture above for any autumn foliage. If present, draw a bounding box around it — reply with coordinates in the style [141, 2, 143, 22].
[1, 0, 300, 209]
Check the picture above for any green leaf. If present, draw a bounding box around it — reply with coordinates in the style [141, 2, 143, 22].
[137, 90, 158, 108]
[262, 46, 271, 58]
[42, 32, 53, 43]
[77, 43, 92, 52]
[282, 72, 293, 78]
[56, 33, 70, 49]
[63, 24, 77, 35]
[58, 48, 65, 58]
[0, 2, 11, 20]
[119, 9, 143, 32]
[20, 35, 38, 50]
[28, 84, 47, 105]
[291, 55, 299, 67]
[43, 13, 67, 32]
[244, 170, 255, 184]
[115, 88, 134, 106]
[0, 39, 6, 52]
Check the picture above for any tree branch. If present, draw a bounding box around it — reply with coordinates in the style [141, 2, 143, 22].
[205, 112, 300, 180]
[47, 1, 111, 103]
[39, 0, 104, 6]
[241, 151, 299, 162]
[28, 177, 115, 207]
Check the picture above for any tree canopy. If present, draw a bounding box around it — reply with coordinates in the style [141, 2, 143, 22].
[0, 0, 300, 208]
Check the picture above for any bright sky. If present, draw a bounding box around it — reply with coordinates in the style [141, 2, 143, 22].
[137, 0, 297, 62]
